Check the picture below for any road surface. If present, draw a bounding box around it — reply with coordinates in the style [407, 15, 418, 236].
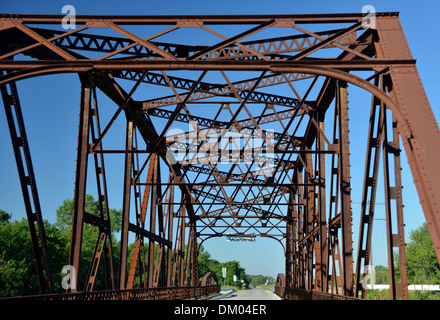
[208, 288, 281, 300]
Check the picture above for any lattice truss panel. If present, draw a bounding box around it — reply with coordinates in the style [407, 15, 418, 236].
[1, 13, 439, 300]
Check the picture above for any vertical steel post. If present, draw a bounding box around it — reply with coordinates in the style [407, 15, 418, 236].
[305, 153, 314, 290]
[337, 80, 354, 296]
[85, 85, 115, 291]
[190, 219, 199, 286]
[376, 16, 440, 266]
[166, 175, 175, 287]
[0, 75, 54, 294]
[126, 153, 157, 289]
[381, 91, 409, 300]
[291, 192, 298, 288]
[152, 157, 165, 288]
[391, 114, 409, 300]
[69, 74, 92, 292]
[118, 117, 134, 290]
[179, 197, 186, 287]
[285, 188, 295, 288]
[296, 170, 305, 289]
[382, 103, 397, 299]
[317, 114, 328, 292]
[147, 154, 158, 288]
[354, 77, 383, 299]
[328, 97, 342, 295]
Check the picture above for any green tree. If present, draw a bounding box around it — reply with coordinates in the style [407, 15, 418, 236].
[222, 260, 249, 289]
[54, 194, 122, 291]
[248, 274, 272, 287]
[0, 209, 12, 223]
[55, 194, 122, 236]
[374, 265, 389, 284]
[197, 245, 251, 289]
[405, 222, 440, 284]
[198, 245, 222, 283]
[0, 216, 38, 297]
[0, 213, 69, 297]
[0, 196, 124, 296]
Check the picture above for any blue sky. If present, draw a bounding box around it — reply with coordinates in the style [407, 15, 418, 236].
[1, 0, 439, 278]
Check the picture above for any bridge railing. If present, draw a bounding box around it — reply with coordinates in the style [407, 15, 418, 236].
[274, 273, 285, 298]
[0, 272, 220, 301]
[274, 273, 359, 300]
[0, 285, 220, 301]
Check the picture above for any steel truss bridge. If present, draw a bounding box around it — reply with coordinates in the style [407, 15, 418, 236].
[0, 12, 439, 301]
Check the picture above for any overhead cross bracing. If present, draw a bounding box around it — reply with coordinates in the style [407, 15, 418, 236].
[1, 12, 440, 301]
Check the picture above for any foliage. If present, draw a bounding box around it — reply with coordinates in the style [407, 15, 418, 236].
[0, 195, 121, 296]
[365, 223, 440, 300]
[374, 265, 389, 285]
[365, 288, 391, 300]
[368, 223, 440, 286]
[247, 274, 273, 286]
[54, 194, 122, 291]
[0, 214, 72, 296]
[0, 209, 12, 223]
[1, 197, 277, 297]
[409, 290, 440, 300]
[405, 222, 440, 284]
[366, 289, 440, 300]
[0, 217, 40, 297]
[198, 245, 251, 289]
[198, 245, 221, 282]
[55, 194, 122, 236]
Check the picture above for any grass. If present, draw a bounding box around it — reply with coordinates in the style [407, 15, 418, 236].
[257, 284, 274, 291]
[366, 289, 440, 300]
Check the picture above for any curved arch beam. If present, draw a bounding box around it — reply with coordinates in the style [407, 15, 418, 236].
[0, 65, 91, 85]
[0, 63, 412, 140]
[270, 65, 412, 140]
[198, 234, 286, 253]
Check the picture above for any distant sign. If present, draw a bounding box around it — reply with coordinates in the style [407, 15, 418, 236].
[226, 235, 256, 242]
[222, 267, 227, 278]
[233, 275, 237, 282]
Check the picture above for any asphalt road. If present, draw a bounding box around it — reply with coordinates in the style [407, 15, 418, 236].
[210, 288, 282, 300]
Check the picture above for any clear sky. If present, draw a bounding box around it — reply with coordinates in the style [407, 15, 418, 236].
[1, 0, 439, 279]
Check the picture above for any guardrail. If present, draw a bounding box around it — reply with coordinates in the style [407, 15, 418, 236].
[0, 285, 221, 301]
[281, 288, 359, 300]
[274, 273, 359, 300]
[220, 288, 234, 294]
[366, 284, 440, 291]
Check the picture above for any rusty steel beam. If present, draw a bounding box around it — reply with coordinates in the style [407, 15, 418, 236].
[0, 284, 220, 301]
[0, 73, 54, 294]
[374, 16, 440, 265]
[1, 12, 439, 302]
[281, 286, 359, 300]
[68, 74, 92, 292]
[85, 86, 115, 292]
[336, 80, 354, 296]
[0, 12, 400, 25]
[354, 77, 383, 299]
[0, 59, 417, 73]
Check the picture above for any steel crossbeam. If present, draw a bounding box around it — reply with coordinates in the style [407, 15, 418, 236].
[1, 12, 439, 301]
